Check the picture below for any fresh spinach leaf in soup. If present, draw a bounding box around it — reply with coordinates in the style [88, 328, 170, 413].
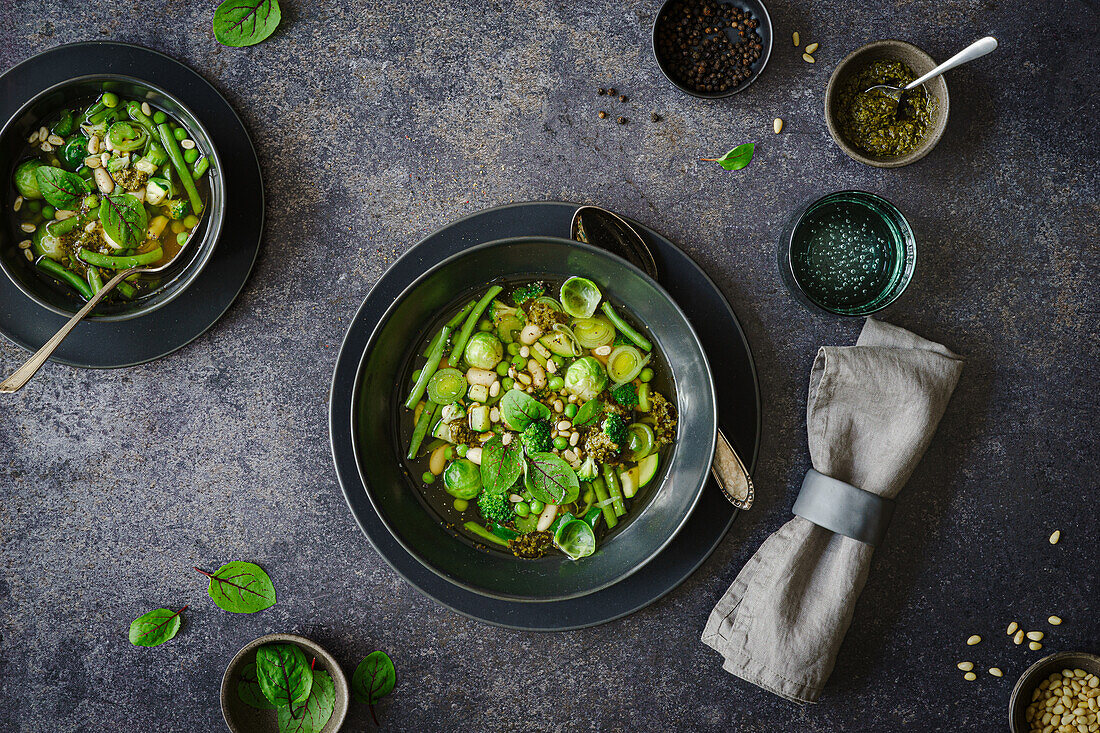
[213, 0, 282, 47]
[256, 642, 313, 709]
[499, 389, 551, 431]
[128, 606, 186, 647]
[99, 193, 148, 249]
[237, 661, 276, 710]
[33, 166, 87, 210]
[524, 452, 580, 505]
[479, 435, 524, 496]
[572, 398, 602, 427]
[278, 670, 336, 733]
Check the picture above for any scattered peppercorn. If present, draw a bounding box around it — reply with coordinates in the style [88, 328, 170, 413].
[598, 110, 608, 119]
[607, 88, 617, 96]
[619, 94, 628, 103]
[597, 88, 606, 95]
[617, 116, 627, 124]
[651, 112, 662, 122]
[654, 0, 764, 94]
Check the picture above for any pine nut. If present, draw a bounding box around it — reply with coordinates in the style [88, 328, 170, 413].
[28, 131, 39, 144]
[569, 432, 579, 447]
[84, 155, 102, 168]
[489, 380, 500, 398]
[38, 126, 48, 140]
[19, 222, 35, 233]
[964, 672, 977, 681]
[509, 494, 523, 503]
[489, 407, 500, 423]
[990, 668, 1003, 677]
[773, 118, 783, 134]
[13, 195, 23, 211]
[556, 420, 571, 432]
[55, 209, 76, 220]
[1008, 621, 1019, 635]
[466, 447, 482, 464]
[545, 359, 557, 373]
[39, 141, 53, 153]
[516, 372, 531, 385]
[803, 53, 815, 63]
[552, 400, 564, 412]
[1050, 530, 1061, 544]
[805, 42, 819, 53]
[519, 345, 530, 358]
[957, 662, 974, 671]
[1030, 641, 1043, 651]
[501, 432, 512, 446]
[1049, 616, 1063, 625]
[141, 102, 152, 116]
[47, 134, 64, 146]
[17, 239, 31, 249]
[1028, 631, 1045, 641]
[967, 635, 982, 646]
[792, 31, 800, 46]
[1015, 630, 1025, 645]
[24, 249, 33, 262]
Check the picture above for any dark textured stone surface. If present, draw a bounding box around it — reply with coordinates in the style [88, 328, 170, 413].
[1, 2, 1097, 731]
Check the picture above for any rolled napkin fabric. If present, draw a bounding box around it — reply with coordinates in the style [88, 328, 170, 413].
[701, 318, 964, 703]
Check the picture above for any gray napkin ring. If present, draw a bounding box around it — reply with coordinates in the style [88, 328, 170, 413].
[791, 469, 896, 546]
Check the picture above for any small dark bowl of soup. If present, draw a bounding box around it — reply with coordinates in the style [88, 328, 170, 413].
[0, 75, 225, 320]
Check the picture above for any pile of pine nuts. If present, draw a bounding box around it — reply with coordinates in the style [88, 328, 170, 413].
[1025, 668, 1100, 733]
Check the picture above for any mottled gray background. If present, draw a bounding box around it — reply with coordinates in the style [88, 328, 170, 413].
[1, 1, 1097, 731]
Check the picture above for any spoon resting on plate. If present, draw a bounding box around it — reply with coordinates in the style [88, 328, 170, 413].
[570, 205, 755, 510]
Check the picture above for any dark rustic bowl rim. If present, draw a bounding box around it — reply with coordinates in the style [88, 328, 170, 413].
[0, 72, 226, 321]
[650, 0, 773, 99]
[1008, 651, 1100, 732]
[823, 39, 950, 168]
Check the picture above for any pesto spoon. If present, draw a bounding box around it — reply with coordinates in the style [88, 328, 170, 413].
[864, 36, 998, 100]
[570, 206, 755, 510]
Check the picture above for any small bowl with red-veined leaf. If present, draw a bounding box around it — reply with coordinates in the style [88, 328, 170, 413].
[221, 633, 349, 733]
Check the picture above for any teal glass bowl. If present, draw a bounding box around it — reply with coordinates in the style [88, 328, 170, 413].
[777, 190, 916, 316]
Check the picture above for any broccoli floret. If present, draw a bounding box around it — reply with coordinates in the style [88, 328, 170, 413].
[578, 454, 600, 481]
[488, 299, 520, 325]
[610, 383, 638, 409]
[511, 282, 545, 306]
[525, 300, 568, 332]
[603, 413, 628, 447]
[520, 420, 552, 453]
[477, 491, 515, 524]
[584, 431, 621, 463]
[649, 391, 678, 446]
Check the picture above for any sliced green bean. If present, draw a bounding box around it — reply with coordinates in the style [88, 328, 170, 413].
[36, 258, 93, 299]
[116, 279, 136, 299]
[463, 521, 511, 548]
[591, 476, 618, 529]
[447, 286, 502, 364]
[46, 216, 83, 236]
[79, 247, 162, 269]
[423, 299, 475, 358]
[156, 123, 203, 215]
[191, 157, 210, 179]
[86, 266, 103, 294]
[405, 325, 451, 409]
[124, 101, 158, 139]
[602, 463, 626, 517]
[600, 301, 652, 352]
[407, 401, 441, 460]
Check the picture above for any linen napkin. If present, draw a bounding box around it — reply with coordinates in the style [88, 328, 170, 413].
[701, 318, 964, 703]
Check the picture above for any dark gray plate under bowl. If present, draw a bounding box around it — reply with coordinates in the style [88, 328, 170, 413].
[353, 237, 717, 602]
[0, 42, 263, 367]
[330, 201, 760, 629]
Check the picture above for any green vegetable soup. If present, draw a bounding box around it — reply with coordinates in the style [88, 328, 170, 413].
[8, 83, 212, 303]
[401, 278, 678, 560]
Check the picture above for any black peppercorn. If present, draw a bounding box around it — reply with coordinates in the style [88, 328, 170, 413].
[598, 111, 607, 119]
[619, 94, 628, 103]
[651, 112, 662, 122]
[607, 88, 617, 96]
[617, 116, 627, 124]
[597, 88, 606, 95]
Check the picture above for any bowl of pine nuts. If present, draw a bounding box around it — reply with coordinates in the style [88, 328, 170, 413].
[1010, 651, 1100, 733]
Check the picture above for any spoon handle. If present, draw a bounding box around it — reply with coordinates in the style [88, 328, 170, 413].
[0, 266, 139, 393]
[905, 36, 998, 90]
[711, 428, 755, 510]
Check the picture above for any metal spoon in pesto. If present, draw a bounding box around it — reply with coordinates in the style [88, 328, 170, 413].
[570, 205, 755, 510]
[864, 36, 998, 101]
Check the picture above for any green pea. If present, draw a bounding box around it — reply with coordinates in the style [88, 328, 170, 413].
[548, 376, 565, 391]
[496, 361, 509, 376]
[507, 342, 520, 356]
[582, 489, 595, 504]
[453, 498, 468, 512]
[176, 232, 188, 245]
[421, 471, 435, 484]
[529, 499, 544, 513]
[173, 127, 188, 141]
[183, 148, 199, 164]
[553, 436, 568, 450]
[640, 367, 654, 382]
[511, 355, 526, 368]
[456, 444, 468, 457]
[26, 200, 41, 213]
[101, 92, 119, 108]
[515, 502, 530, 517]
[564, 404, 578, 418]
[444, 446, 455, 460]
[152, 110, 167, 124]
[83, 194, 99, 208]
[41, 205, 55, 220]
[501, 377, 514, 391]
[183, 214, 199, 229]
[478, 319, 493, 332]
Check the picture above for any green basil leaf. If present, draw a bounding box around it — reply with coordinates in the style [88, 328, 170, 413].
[238, 661, 277, 710]
[523, 452, 580, 505]
[572, 399, 602, 427]
[34, 166, 87, 210]
[499, 389, 551, 431]
[704, 143, 755, 171]
[199, 561, 277, 613]
[213, 0, 282, 47]
[278, 670, 335, 733]
[256, 643, 313, 709]
[352, 651, 396, 705]
[479, 435, 524, 496]
[128, 606, 185, 647]
[99, 192, 148, 249]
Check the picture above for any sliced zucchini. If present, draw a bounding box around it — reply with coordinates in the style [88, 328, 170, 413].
[637, 453, 659, 488]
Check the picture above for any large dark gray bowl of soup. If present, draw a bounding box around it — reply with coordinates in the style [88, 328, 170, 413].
[0, 74, 225, 320]
[350, 237, 717, 601]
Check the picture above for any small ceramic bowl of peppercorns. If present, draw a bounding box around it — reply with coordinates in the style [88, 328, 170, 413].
[652, 0, 773, 98]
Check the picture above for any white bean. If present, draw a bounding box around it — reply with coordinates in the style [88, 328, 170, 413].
[466, 367, 495, 386]
[94, 167, 114, 194]
[536, 503, 558, 532]
[466, 447, 483, 465]
[528, 359, 546, 388]
[429, 445, 448, 475]
[519, 323, 542, 345]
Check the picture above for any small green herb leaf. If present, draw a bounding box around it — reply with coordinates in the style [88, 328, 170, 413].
[99, 193, 148, 249]
[278, 670, 336, 733]
[702, 143, 755, 171]
[196, 561, 276, 613]
[479, 435, 524, 496]
[213, 0, 282, 47]
[353, 651, 396, 726]
[499, 389, 551, 431]
[572, 399, 602, 427]
[34, 166, 87, 210]
[238, 661, 277, 710]
[128, 606, 186, 647]
[256, 643, 313, 709]
[524, 452, 581, 505]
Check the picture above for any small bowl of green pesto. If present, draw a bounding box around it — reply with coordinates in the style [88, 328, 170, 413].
[825, 40, 949, 168]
